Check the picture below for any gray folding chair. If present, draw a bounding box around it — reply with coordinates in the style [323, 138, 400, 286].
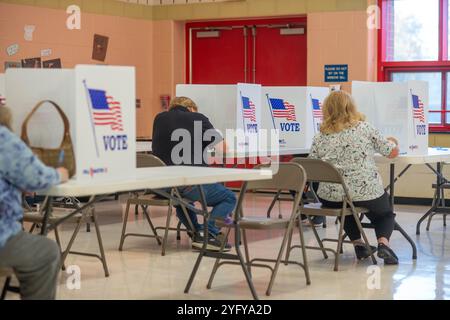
[0, 268, 19, 300]
[207, 163, 311, 297]
[23, 196, 110, 277]
[287, 158, 377, 271]
[119, 154, 193, 256]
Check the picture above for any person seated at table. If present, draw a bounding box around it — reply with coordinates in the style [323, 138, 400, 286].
[308, 90, 400, 265]
[0, 105, 69, 299]
[152, 96, 236, 251]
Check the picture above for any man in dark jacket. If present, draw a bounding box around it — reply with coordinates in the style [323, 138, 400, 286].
[152, 97, 235, 251]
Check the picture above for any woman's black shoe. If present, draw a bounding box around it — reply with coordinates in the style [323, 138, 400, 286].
[354, 244, 377, 260]
[377, 243, 399, 265]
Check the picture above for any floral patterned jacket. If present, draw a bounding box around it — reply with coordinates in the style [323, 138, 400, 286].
[0, 125, 60, 248]
[309, 121, 395, 202]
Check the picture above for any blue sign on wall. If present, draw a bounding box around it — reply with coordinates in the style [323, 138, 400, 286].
[324, 64, 348, 82]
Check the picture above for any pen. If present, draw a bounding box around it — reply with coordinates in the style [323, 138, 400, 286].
[58, 150, 65, 167]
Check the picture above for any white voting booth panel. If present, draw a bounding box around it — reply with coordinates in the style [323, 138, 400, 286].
[352, 81, 429, 155]
[0, 73, 5, 104]
[262, 86, 328, 150]
[176, 83, 262, 152]
[5, 65, 136, 181]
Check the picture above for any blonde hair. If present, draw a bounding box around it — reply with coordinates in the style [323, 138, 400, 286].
[169, 96, 198, 112]
[320, 91, 365, 134]
[0, 106, 12, 131]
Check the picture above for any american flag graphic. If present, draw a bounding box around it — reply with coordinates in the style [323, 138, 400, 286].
[269, 98, 297, 121]
[412, 94, 425, 123]
[312, 97, 323, 120]
[242, 96, 256, 122]
[88, 88, 124, 131]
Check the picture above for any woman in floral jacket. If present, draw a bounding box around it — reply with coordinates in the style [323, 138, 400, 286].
[309, 91, 400, 265]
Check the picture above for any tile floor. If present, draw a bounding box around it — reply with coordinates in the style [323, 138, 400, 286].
[8, 193, 450, 300]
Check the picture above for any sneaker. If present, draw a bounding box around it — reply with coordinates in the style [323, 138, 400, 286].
[215, 232, 232, 250]
[377, 243, 399, 265]
[354, 244, 377, 260]
[192, 233, 231, 252]
[302, 216, 325, 227]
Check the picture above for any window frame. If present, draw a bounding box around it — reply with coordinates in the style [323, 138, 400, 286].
[378, 0, 450, 132]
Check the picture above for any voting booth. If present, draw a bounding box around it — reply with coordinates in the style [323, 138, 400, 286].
[352, 81, 429, 155]
[0, 73, 5, 105]
[5, 65, 136, 181]
[176, 83, 262, 153]
[262, 86, 329, 151]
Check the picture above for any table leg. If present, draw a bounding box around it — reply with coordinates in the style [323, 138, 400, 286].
[40, 196, 53, 236]
[389, 163, 395, 208]
[416, 162, 442, 235]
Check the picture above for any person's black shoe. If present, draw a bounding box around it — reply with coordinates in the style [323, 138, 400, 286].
[377, 243, 399, 265]
[354, 244, 377, 260]
[192, 233, 231, 252]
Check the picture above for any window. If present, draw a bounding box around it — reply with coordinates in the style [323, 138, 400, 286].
[380, 0, 450, 131]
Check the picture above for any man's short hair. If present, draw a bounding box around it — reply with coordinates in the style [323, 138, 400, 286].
[169, 96, 198, 112]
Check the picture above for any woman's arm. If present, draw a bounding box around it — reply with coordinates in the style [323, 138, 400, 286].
[0, 128, 66, 191]
[367, 123, 399, 159]
[308, 136, 320, 159]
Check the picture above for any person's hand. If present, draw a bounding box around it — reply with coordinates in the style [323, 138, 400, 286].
[386, 136, 399, 159]
[57, 167, 69, 183]
[387, 136, 398, 146]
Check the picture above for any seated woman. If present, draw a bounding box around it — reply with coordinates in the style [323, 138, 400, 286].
[308, 90, 400, 265]
[0, 105, 69, 299]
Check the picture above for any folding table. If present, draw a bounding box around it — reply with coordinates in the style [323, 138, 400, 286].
[38, 166, 272, 295]
[375, 147, 450, 238]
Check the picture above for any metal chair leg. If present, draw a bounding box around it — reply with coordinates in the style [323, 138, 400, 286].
[91, 209, 109, 277]
[395, 222, 417, 260]
[266, 220, 297, 296]
[242, 229, 252, 276]
[207, 228, 232, 289]
[297, 217, 311, 285]
[353, 213, 377, 265]
[118, 200, 132, 251]
[161, 205, 173, 256]
[267, 190, 281, 218]
[234, 224, 258, 300]
[60, 215, 84, 268]
[176, 221, 182, 240]
[284, 226, 294, 265]
[334, 214, 346, 271]
[308, 215, 328, 259]
[426, 212, 437, 231]
[142, 205, 162, 245]
[54, 227, 66, 271]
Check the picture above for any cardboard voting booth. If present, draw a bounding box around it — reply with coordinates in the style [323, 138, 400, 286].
[5, 65, 136, 181]
[176, 83, 262, 153]
[352, 81, 428, 155]
[262, 86, 329, 150]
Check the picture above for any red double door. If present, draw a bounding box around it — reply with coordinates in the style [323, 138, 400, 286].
[186, 18, 307, 182]
[187, 17, 307, 86]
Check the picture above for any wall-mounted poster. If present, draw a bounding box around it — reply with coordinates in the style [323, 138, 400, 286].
[92, 34, 109, 62]
[21, 57, 41, 68]
[43, 59, 62, 69]
[5, 61, 21, 69]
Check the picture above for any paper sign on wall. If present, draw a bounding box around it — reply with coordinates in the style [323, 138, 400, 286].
[41, 48, 52, 57]
[24, 25, 35, 41]
[6, 44, 19, 56]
